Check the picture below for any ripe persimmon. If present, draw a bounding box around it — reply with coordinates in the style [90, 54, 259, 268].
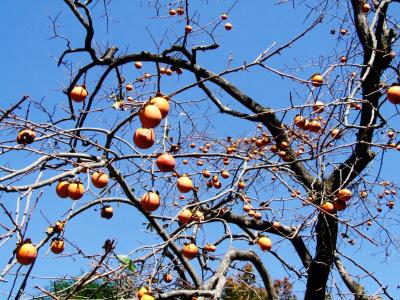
[182, 243, 198, 259]
[139, 105, 162, 128]
[56, 181, 70, 198]
[333, 200, 347, 211]
[126, 84, 133, 91]
[185, 25, 192, 33]
[177, 176, 193, 193]
[91, 172, 109, 189]
[331, 128, 342, 139]
[321, 201, 335, 213]
[163, 273, 173, 283]
[221, 13, 228, 20]
[257, 236, 272, 251]
[178, 209, 192, 224]
[137, 287, 149, 298]
[101, 205, 113, 219]
[134, 128, 155, 149]
[67, 182, 84, 200]
[16, 241, 37, 265]
[70, 85, 88, 102]
[311, 73, 323, 87]
[294, 115, 306, 128]
[387, 85, 400, 104]
[176, 7, 184, 15]
[149, 96, 169, 118]
[361, 3, 370, 13]
[50, 239, 65, 254]
[337, 188, 352, 201]
[156, 153, 176, 172]
[224, 23, 233, 30]
[141, 192, 160, 212]
[313, 101, 325, 113]
[204, 244, 217, 252]
[135, 61, 143, 69]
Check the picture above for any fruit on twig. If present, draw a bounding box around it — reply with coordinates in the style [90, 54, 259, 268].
[333, 200, 347, 211]
[137, 287, 149, 298]
[177, 176, 193, 193]
[134, 128, 155, 149]
[337, 188, 352, 201]
[387, 85, 400, 105]
[257, 236, 272, 251]
[16, 240, 37, 265]
[163, 273, 173, 283]
[17, 129, 36, 145]
[311, 73, 323, 87]
[361, 3, 370, 13]
[101, 205, 114, 219]
[156, 153, 176, 172]
[204, 244, 217, 252]
[139, 105, 162, 128]
[149, 96, 170, 118]
[182, 243, 199, 259]
[321, 201, 334, 213]
[56, 181, 70, 198]
[50, 239, 65, 254]
[185, 25, 192, 33]
[91, 172, 109, 189]
[224, 23, 233, 30]
[141, 192, 160, 212]
[70, 85, 88, 102]
[178, 209, 193, 224]
[67, 181, 85, 200]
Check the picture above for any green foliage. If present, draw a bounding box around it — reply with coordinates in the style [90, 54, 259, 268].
[222, 264, 297, 300]
[40, 279, 129, 299]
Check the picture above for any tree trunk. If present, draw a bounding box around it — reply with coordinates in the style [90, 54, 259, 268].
[305, 212, 338, 300]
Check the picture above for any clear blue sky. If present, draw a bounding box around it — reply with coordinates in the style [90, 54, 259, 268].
[0, 0, 399, 298]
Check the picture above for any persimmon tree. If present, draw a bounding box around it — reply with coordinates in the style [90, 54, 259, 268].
[0, 0, 399, 299]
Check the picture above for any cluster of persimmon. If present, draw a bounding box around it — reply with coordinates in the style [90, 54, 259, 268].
[320, 188, 353, 214]
[133, 94, 169, 149]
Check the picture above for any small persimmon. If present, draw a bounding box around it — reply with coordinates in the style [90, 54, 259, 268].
[134, 128, 155, 149]
[101, 205, 113, 219]
[337, 188, 352, 201]
[257, 236, 272, 251]
[163, 273, 173, 283]
[204, 244, 217, 252]
[91, 172, 109, 189]
[224, 23, 233, 30]
[178, 209, 192, 224]
[156, 153, 176, 172]
[311, 73, 323, 87]
[16, 241, 37, 265]
[321, 201, 335, 214]
[67, 182, 84, 200]
[139, 105, 162, 128]
[177, 176, 193, 193]
[70, 85, 88, 102]
[149, 96, 169, 118]
[17, 129, 36, 145]
[50, 239, 65, 254]
[56, 181, 70, 198]
[182, 243, 198, 259]
[141, 192, 160, 212]
[387, 85, 400, 105]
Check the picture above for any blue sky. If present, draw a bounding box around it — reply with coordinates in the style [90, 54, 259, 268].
[1, 0, 399, 298]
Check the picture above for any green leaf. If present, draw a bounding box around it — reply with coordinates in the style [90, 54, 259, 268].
[128, 261, 136, 272]
[116, 254, 131, 265]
